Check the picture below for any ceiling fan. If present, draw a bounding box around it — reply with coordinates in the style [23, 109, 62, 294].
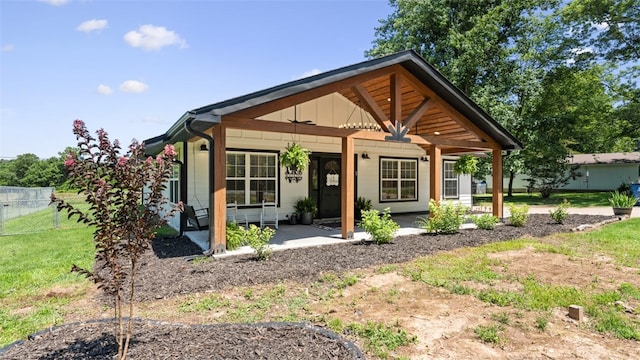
[288, 105, 314, 125]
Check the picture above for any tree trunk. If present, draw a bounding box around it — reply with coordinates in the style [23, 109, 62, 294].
[507, 170, 515, 198]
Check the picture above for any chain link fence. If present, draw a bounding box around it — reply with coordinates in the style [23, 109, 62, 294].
[0, 187, 85, 235]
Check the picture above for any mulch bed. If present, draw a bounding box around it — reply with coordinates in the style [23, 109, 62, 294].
[1, 214, 619, 359]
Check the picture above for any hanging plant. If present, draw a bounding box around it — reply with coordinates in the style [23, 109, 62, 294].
[280, 143, 311, 171]
[453, 154, 478, 175]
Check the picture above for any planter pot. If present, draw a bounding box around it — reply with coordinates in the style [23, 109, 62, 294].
[612, 207, 633, 216]
[300, 212, 313, 225]
[288, 213, 298, 225]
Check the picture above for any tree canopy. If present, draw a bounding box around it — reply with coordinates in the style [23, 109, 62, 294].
[368, 0, 640, 196]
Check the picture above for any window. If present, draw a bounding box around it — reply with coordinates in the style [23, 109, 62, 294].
[380, 158, 417, 201]
[226, 151, 277, 205]
[443, 161, 458, 198]
[168, 164, 180, 204]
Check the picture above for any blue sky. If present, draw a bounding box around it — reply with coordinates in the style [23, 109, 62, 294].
[0, 0, 392, 159]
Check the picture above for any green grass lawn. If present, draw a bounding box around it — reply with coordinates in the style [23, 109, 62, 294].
[473, 191, 611, 207]
[0, 203, 179, 347]
[0, 226, 95, 347]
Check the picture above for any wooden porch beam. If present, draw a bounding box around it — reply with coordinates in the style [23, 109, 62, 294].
[420, 135, 497, 150]
[492, 149, 503, 219]
[403, 97, 433, 129]
[222, 115, 431, 145]
[395, 66, 500, 148]
[341, 137, 355, 240]
[350, 83, 392, 131]
[429, 145, 442, 216]
[212, 125, 227, 254]
[390, 73, 402, 123]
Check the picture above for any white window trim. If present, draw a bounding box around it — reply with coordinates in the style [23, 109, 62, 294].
[380, 158, 418, 202]
[443, 160, 459, 199]
[226, 151, 278, 206]
[168, 164, 180, 204]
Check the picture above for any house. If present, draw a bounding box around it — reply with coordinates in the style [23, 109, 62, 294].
[564, 153, 640, 191]
[144, 50, 522, 254]
[486, 152, 640, 193]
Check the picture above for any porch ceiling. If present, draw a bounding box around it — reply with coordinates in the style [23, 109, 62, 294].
[337, 73, 488, 152]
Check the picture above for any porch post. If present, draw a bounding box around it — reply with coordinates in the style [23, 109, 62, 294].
[341, 136, 355, 239]
[429, 145, 442, 216]
[492, 149, 503, 219]
[212, 125, 227, 253]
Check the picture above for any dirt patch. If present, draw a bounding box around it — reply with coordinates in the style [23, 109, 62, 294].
[4, 214, 639, 359]
[488, 246, 640, 291]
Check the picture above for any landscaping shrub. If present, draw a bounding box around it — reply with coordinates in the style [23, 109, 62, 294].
[246, 224, 275, 260]
[509, 204, 529, 227]
[472, 213, 499, 230]
[359, 208, 400, 244]
[417, 199, 468, 234]
[549, 199, 569, 224]
[226, 221, 246, 250]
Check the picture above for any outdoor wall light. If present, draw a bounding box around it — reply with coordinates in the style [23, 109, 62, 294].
[421, 155, 429, 162]
[361, 152, 371, 159]
[199, 142, 209, 152]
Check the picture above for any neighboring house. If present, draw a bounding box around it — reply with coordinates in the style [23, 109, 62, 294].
[145, 50, 521, 254]
[486, 152, 640, 193]
[564, 153, 640, 191]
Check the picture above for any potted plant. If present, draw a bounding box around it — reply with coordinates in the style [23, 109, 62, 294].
[280, 143, 311, 183]
[609, 191, 637, 216]
[295, 197, 317, 225]
[355, 196, 372, 220]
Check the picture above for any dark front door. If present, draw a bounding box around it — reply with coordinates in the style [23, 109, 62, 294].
[310, 155, 342, 218]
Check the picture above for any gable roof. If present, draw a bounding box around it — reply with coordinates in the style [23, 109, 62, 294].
[145, 50, 521, 154]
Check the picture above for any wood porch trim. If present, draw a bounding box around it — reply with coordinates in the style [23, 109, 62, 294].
[420, 135, 498, 151]
[402, 97, 432, 130]
[395, 66, 500, 148]
[390, 73, 402, 123]
[492, 149, 503, 218]
[222, 115, 432, 145]
[212, 125, 227, 253]
[350, 83, 393, 131]
[341, 137, 355, 239]
[429, 145, 442, 216]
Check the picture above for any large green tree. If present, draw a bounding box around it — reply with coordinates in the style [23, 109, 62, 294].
[368, 0, 638, 196]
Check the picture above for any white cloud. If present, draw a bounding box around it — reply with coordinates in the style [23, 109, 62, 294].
[119, 80, 149, 93]
[77, 19, 108, 33]
[296, 68, 321, 79]
[96, 84, 112, 95]
[571, 47, 593, 55]
[592, 22, 609, 31]
[39, 0, 70, 6]
[123, 25, 187, 51]
[1, 44, 14, 52]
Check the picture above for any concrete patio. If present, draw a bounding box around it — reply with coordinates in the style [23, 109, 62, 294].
[184, 212, 430, 258]
[183, 205, 637, 258]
